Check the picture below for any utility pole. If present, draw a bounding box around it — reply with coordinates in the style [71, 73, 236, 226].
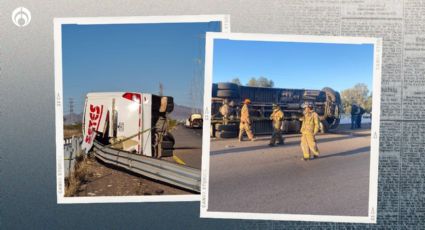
[68, 98, 74, 115]
[159, 82, 164, 96]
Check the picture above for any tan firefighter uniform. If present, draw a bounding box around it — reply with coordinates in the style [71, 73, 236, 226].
[269, 105, 284, 145]
[239, 100, 254, 141]
[300, 108, 320, 159]
[219, 99, 230, 125]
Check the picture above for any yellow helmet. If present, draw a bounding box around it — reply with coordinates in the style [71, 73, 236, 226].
[244, 98, 251, 104]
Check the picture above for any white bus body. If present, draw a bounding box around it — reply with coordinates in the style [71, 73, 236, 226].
[81, 92, 173, 157]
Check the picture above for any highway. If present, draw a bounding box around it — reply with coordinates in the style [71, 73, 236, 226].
[207, 126, 371, 216]
[168, 124, 203, 169]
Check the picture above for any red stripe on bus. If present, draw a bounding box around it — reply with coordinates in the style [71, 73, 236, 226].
[96, 105, 104, 132]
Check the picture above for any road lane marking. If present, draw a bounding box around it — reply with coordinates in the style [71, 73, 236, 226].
[173, 155, 186, 165]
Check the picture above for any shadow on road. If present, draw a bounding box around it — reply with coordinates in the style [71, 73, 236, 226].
[173, 147, 200, 150]
[317, 146, 370, 160]
[211, 133, 370, 156]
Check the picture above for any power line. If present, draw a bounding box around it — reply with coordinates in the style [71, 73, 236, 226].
[68, 98, 74, 115]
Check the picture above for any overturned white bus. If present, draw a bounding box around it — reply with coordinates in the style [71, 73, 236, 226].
[81, 92, 174, 158]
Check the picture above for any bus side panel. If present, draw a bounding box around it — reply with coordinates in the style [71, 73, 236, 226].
[82, 97, 109, 148]
[142, 94, 152, 157]
[115, 96, 140, 153]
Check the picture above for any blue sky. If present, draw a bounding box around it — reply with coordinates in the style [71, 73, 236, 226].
[62, 22, 221, 114]
[213, 39, 374, 93]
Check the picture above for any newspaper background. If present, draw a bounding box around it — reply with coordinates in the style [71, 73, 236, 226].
[0, 0, 423, 229]
[239, 0, 424, 229]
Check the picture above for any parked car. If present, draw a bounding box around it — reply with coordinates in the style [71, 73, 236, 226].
[185, 113, 203, 129]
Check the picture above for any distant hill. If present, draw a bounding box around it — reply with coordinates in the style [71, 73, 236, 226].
[170, 104, 202, 121]
[64, 113, 83, 125]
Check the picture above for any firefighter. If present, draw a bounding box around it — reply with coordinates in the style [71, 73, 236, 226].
[219, 99, 230, 125]
[351, 104, 359, 129]
[239, 98, 255, 142]
[269, 104, 285, 146]
[356, 105, 365, 129]
[300, 102, 320, 160]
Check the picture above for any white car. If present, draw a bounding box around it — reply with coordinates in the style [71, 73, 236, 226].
[185, 113, 203, 128]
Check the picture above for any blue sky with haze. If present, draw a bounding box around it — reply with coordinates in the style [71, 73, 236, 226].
[62, 22, 221, 114]
[213, 39, 374, 93]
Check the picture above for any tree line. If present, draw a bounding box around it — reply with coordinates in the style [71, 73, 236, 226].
[340, 83, 372, 114]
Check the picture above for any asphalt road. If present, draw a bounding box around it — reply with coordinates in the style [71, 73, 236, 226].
[168, 124, 202, 169]
[207, 127, 371, 216]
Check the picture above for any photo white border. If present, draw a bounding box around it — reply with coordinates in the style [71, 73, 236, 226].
[54, 15, 230, 204]
[200, 32, 382, 224]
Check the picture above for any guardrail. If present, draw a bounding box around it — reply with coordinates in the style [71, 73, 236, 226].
[64, 136, 83, 178]
[64, 137, 73, 145]
[93, 141, 201, 193]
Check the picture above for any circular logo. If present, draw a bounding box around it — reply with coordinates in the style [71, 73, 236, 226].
[12, 7, 31, 27]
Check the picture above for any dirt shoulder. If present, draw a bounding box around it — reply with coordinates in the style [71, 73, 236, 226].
[70, 156, 191, 197]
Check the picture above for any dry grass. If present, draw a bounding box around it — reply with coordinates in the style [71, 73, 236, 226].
[64, 153, 91, 197]
[64, 124, 83, 138]
[167, 119, 178, 132]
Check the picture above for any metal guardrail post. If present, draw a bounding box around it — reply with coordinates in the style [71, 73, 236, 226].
[93, 141, 201, 192]
[64, 135, 83, 178]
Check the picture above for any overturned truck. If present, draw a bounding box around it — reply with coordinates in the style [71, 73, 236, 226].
[211, 82, 342, 138]
[81, 92, 175, 158]
[80, 92, 201, 192]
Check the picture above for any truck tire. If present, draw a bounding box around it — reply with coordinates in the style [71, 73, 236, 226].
[161, 149, 173, 157]
[322, 87, 341, 130]
[216, 130, 238, 138]
[216, 123, 238, 132]
[319, 120, 329, 133]
[328, 117, 340, 129]
[161, 140, 174, 149]
[333, 118, 340, 128]
[217, 89, 239, 98]
[212, 84, 218, 97]
[291, 120, 301, 133]
[163, 133, 175, 145]
[211, 124, 216, 137]
[166, 96, 174, 113]
[217, 82, 239, 90]
[220, 130, 238, 138]
[282, 120, 290, 133]
[334, 91, 341, 104]
[322, 87, 338, 103]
